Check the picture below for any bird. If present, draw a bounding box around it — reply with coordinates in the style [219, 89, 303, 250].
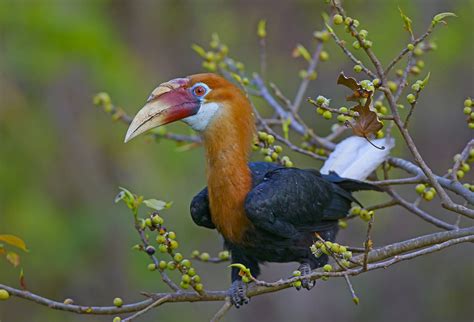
[124, 73, 390, 307]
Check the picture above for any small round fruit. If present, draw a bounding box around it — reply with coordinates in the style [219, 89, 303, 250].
[181, 274, 191, 283]
[464, 98, 472, 107]
[293, 280, 302, 288]
[158, 244, 168, 253]
[188, 267, 196, 276]
[323, 264, 333, 272]
[147, 263, 157, 271]
[145, 246, 155, 255]
[152, 215, 164, 225]
[200, 252, 210, 261]
[113, 317, 121, 322]
[423, 190, 435, 201]
[194, 283, 204, 292]
[192, 275, 201, 283]
[242, 275, 250, 283]
[169, 240, 179, 250]
[415, 184, 426, 194]
[156, 235, 166, 244]
[0, 289, 10, 300]
[180, 281, 190, 289]
[159, 260, 167, 270]
[322, 110, 332, 120]
[407, 94, 416, 104]
[167, 261, 176, 270]
[292, 270, 302, 277]
[113, 297, 123, 307]
[353, 65, 362, 73]
[218, 250, 230, 260]
[333, 14, 343, 25]
[180, 259, 192, 268]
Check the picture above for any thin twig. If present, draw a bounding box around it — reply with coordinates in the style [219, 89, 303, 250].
[210, 297, 233, 322]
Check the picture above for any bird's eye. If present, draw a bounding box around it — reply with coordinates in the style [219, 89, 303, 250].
[193, 85, 207, 97]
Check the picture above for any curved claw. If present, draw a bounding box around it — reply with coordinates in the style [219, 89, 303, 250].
[296, 263, 316, 291]
[228, 280, 249, 308]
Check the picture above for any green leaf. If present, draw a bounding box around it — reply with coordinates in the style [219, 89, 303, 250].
[398, 7, 413, 35]
[6, 251, 20, 267]
[432, 12, 457, 27]
[257, 19, 266, 38]
[282, 117, 291, 140]
[295, 44, 311, 62]
[421, 72, 431, 87]
[143, 199, 172, 211]
[115, 187, 138, 210]
[191, 44, 207, 58]
[0, 234, 28, 252]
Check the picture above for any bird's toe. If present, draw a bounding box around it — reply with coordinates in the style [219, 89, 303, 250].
[228, 280, 249, 308]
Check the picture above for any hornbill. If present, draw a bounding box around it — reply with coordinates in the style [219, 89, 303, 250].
[125, 73, 390, 307]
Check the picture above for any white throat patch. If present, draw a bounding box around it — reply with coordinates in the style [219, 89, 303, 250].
[182, 102, 220, 131]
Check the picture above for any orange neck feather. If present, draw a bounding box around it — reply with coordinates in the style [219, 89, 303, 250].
[202, 98, 255, 244]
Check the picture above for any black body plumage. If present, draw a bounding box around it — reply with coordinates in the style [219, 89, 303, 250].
[190, 162, 379, 282]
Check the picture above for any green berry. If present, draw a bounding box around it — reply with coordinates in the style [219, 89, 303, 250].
[340, 259, 350, 268]
[292, 270, 302, 277]
[156, 235, 166, 244]
[145, 218, 153, 227]
[333, 14, 343, 25]
[158, 244, 168, 253]
[152, 215, 164, 225]
[174, 253, 183, 262]
[456, 170, 465, 179]
[337, 114, 347, 123]
[464, 99, 472, 107]
[461, 163, 470, 172]
[113, 317, 121, 322]
[167, 261, 176, 270]
[167, 231, 176, 239]
[363, 40, 372, 48]
[192, 275, 201, 283]
[181, 274, 191, 283]
[407, 43, 414, 51]
[338, 220, 348, 229]
[113, 297, 123, 307]
[180, 281, 189, 289]
[319, 51, 329, 61]
[169, 240, 179, 250]
[267, 135, 275, 144]
[464, 107, 472, 115]
[0, 289, 10, 300]
[344, 17, 353, 25]
[415, 184, 426, 194]
[417, 60, 425, 69]
[359, 29, 368, 39]
[350, 206, 361, 215]
[321, 276, 329, 281]
[159, 260, 167, 270]
[352, 40, 361, 49]
[200, 252, 210, 261]
[264, 156, 273, 162]
[316, 95, 327, 105]
[387, 81, 398, 92]
[258, 131, 268, 140]
[469, 122, 474, 129]
[411, 83, 421, 92]
[343, 251, 352, 259]
[194, 283, 204, 292]
[293, 280, 302, 288]
[147, 263, 156, 271]
[180, 259, 192, 268]
[188, 267, 196, 276]
[339, 107, 348, 113]
[316, 107, 324, 115]
[323, 264, 333, 272]
[353, 65, 362, 73]
[407, 94, 416, 104]
[274, 145, 283, 153]
[218, 250, 230, 260]
[322, 110, 332, 120]
[423, 190, 435, 201]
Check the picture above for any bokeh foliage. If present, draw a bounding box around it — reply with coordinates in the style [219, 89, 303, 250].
[0, 0, 472, 321]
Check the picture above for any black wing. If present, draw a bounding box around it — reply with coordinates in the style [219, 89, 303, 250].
[190, 187, 215, 229]
[244, 167, 358, 238]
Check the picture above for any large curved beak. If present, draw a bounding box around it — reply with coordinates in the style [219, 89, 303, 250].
[124, 78, 200, 143]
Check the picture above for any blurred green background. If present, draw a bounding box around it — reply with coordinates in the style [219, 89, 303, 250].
[0, 0, 473, 321]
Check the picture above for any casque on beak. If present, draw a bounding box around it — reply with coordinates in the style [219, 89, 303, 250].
[124, 78, 200, 143]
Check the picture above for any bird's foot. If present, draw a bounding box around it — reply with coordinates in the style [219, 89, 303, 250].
[228, 280, 249, 308]
[296, 263, 315, 291]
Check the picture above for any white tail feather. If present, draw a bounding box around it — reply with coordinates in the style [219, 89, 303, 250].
[320, 136, 395, 180]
